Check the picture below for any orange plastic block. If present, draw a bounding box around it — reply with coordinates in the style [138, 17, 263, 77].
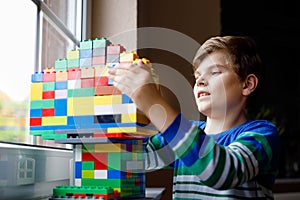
[81, 67, 95, 79]
[94, 86, 121, 96]
[56, 70, 68, 81]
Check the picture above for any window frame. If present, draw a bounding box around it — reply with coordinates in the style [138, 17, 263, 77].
[30, 0, 86, 146]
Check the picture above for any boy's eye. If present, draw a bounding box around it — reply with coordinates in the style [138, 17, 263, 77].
[211, 71, 221, 75]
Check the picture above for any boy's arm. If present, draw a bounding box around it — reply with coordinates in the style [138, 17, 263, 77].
[161, 114, 279, 189]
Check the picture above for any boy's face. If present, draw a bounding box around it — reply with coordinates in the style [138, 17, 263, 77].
[193, 50, 245, 118]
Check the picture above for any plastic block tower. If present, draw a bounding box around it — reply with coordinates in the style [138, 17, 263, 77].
[29, 37, 158, 199]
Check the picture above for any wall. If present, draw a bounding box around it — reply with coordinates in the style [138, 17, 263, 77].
[91, 0, 138, 51]
[137, 0, 221, 120]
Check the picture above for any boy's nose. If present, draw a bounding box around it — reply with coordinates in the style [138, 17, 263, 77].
[196, 78, 208, 87]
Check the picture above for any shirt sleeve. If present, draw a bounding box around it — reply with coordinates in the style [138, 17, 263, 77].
[149, 113, 280, 189]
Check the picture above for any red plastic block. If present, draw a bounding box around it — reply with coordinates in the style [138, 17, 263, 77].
[68, 68, 81, 80]
[95, 76, 108, 86]
[106, 44, 125, 54]
[30, 118, 42, 126]
[42, 108, 55, 116]
[92, 152, 108, 170]
[42, 91, 55, 99]
[43, 72, 56, 82]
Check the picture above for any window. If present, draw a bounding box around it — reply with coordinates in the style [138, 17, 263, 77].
[0, 0, 83, 148]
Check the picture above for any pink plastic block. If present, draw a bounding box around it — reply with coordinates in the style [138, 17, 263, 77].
[81, 78, 95, 88]
[107, 44, 125, 54]
[92, 56, 106, 65]
[68, 68, 81, 80]
[43, 72, 56, 82]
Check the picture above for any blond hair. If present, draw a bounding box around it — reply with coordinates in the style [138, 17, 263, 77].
[193, 36, 263, 82]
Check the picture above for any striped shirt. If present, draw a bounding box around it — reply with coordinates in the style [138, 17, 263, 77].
[145, 114, 280, 199]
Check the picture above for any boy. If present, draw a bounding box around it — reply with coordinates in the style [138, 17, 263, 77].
[108, 36, 280, 199]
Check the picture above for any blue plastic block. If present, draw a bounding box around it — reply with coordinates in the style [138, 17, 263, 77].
[31, 72, 44, 82]
[75, 162, 82, 178]
[108, 170, 122, 179]
[108, 78, 114, 85]
[80, 58, 92, 67]
[122, 94, 133, 103]
[80, 49, 93, 58]
[54, 99, 67, 116]
[30, 125, 76, 131]
[55, 81, 68, 90]
[30, 109, 42, 117]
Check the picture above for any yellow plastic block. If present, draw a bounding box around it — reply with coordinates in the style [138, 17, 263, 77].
[94, 143, 123, 152]
[82, 170, 94, 178]
[68, 97, 94, 116]
[120, 52, 139, 63]
[30, 83, 43, 100]
[137, 161, 144, 169]
[121, 113, 137, 123]
[94, 95, 122, 105]
[56, 70, 68, 81]
[42, 116, 67, 126]
[95, 66, 109, 76]
[67, 49, 80, 60]
[107, 127, 137, 133]
[132, 152, 138, 160]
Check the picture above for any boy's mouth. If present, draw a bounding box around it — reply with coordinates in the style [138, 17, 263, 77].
[198, 91, 210, 98]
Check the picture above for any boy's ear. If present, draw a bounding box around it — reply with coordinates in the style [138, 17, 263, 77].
[242, 74, 258, 96]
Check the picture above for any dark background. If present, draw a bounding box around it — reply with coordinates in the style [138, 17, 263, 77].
[221, 0, 300, 178]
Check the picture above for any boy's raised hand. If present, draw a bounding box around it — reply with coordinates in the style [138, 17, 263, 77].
[108, 59, 160, 113]
[108, 59, 178, 132]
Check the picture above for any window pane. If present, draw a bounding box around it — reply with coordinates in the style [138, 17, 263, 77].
[0, 1, 36, 144]
[44, 0, 78, 36]
[41, 16, 75, 69]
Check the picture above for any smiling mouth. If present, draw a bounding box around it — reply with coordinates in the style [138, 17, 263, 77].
[198, 92, 210, 98]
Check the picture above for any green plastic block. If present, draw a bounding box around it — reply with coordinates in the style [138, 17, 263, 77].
[82, 144, 95, 152]
[68, 88, 94, 97]
[55, 58, 68, 71]
[93, 37, 110, 48]
[42, 99, 55, 108]
[82, 161, 94, 170]
[55, 134, 67, 139]
[30, 100, 43, 109]
[53, 185, 114, 197]
[67, 59, 80, 68]
[108, 152, 121, 170]
[30, 130, 54, 136]
[81, 179, 121, 188]
[43, 82, 55, 91]
[80, 39, 93, 50]
[42, 133, 55, 140]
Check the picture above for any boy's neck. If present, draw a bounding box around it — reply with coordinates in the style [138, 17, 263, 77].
[204, 113, 247, 134]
